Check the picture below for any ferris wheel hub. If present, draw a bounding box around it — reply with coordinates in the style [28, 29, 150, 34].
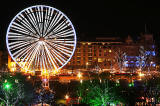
[39, 37, 45, 41]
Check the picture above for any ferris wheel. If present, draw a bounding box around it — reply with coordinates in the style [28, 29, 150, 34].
[6, 5, 77, 73]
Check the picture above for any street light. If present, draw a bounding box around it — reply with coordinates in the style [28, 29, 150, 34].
[65, 94, 69, 99]
[77, 72, 82, 79]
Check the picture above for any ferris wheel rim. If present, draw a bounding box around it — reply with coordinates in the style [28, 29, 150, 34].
[6, 5, 77, 71]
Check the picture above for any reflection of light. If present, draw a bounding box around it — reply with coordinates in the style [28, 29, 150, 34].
[65, 94, 69, 99]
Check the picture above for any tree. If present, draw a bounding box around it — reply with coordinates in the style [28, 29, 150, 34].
[0, 72, 34, 106]
[115, 49, 127, 73]
[0, 73, 24, 106]
[144, 76, 160, 105]
[77, 79, 122, 106]
[137, 46, 152, 72]
[34, 87, 54, 105]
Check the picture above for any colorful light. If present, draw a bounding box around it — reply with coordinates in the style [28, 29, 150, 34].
[3, 82, 11, 90]
[139, 72, 145, 77]
[65, 94, 69, 99]
[6, 5, 77, 75]
[77, 72, 82, 78]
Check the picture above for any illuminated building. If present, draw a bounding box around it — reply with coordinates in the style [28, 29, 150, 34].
[65, 34, 156, 72]
[8, 33, 156, 73]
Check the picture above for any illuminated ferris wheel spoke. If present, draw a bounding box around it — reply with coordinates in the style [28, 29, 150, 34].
[13, 17, 37, 35]
[51, 20, 70, 35]
[28, 9, 41, 35]
[44, 43, 64, 66]
[18, 14, 40, 36]
[43, 8, 54, 35]
[47, 45, 66, 65]
[45, 41, 72, 56]
[51, 42, 73, 54]
[6, 5, 76, 72]
[14, 42, 38, 64]
[45, 20, 70, 38]
[47, 18, 69, 36]
[45, 42, 68, 61]
[42, 46, 48, 70]
[44, 13, 63, 37]
[46, 38, 74, 49]
[12, 22, 37, 37]
[45, 52, 53, 69]
[35, 12, 41, 36]
[26, 44, 40, 69]
[16, 16, 36, 35]
[51, 29, 74, 39]
[44, 44, 58, 69]
[45, 43, 71, 63]
[15, 18, 36, 35]
[25, 11, 40, 36]
[43, 9, 50, 35]
[8, 32, 38, 41]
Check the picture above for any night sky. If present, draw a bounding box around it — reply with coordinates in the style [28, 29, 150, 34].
[1, 0, 160, 50]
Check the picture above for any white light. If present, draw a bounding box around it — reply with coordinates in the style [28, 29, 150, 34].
[6, 5, 77, 73]
[38, 41, 44, 45]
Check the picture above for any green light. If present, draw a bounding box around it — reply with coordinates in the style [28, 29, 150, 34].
[3, 83, 11, 90]
[128, 83, 134, 87]
[128, 83, 132, 87]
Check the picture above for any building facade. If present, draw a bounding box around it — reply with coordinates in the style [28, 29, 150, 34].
[8, 33, 157, 74]
[65, 34, 156, 73]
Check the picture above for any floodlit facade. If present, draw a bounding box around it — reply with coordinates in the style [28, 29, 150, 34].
[8, 33, 157, 74]
[65, 34, 157, 73]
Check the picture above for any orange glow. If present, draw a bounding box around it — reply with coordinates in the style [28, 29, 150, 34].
[10, 67, 16, 72]
[139, 72, 145, 77]
[41, 70, 49, 76]
[28, 76, 31, 79]
[77, 72, 82, 78]
[52, 69, 59, 75]
[10, 62, 16, 67]
[65, 94, 69, 99]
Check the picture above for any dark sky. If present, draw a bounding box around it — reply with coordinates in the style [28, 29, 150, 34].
[1, 0, 160, 49]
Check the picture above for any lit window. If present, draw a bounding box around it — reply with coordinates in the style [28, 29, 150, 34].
[98, 58, 104, 62]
